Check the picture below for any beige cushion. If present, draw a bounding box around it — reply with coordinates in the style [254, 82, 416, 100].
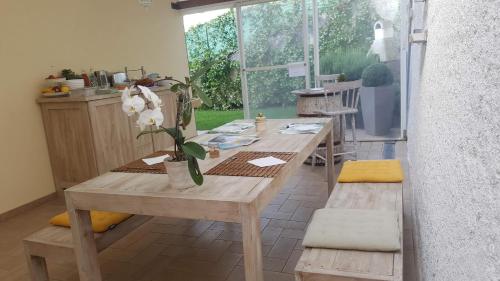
[302, 208, 400, 252]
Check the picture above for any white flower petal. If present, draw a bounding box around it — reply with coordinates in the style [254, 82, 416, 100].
[121, 87, 132, 102]
[131, 96, 146, 113]
[151, 108, 164, 128]
[122, 96, 145, 116]
[136, 108, 164, 131]
[138, 85, 162, 108]
[137, 85, 154, 100]
[137, 109, 152, 131]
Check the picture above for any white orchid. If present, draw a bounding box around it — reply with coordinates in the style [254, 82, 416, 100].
[121, 86, 134, 102]
[137, 108, 164, 131]
[121, 95, 145, 116]
[137, 85, 162, 108]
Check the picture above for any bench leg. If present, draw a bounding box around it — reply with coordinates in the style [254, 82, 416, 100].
[24, 246, 49, 281]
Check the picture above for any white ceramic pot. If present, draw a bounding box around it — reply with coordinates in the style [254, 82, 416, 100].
[65, 79, 85, 90]
[164, 159, 194, 189]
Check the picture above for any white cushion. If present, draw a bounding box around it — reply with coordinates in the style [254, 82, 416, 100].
[302, 208, 401, 252]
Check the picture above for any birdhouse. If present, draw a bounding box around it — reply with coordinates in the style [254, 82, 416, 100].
[368, 21, 398, 62]
[373, 21, 394, 40]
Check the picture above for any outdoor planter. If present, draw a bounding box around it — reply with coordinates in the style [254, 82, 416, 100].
[360, 63, 395, 136]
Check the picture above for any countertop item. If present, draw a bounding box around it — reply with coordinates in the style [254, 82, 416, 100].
[37, 86, 171, 103]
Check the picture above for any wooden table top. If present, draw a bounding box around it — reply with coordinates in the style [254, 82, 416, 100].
[65, 118, 333, 222]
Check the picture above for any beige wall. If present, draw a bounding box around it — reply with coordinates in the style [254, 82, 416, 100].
[0, 0, 189, 214]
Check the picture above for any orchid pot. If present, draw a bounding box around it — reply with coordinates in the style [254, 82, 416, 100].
[164, 159, 193, 189]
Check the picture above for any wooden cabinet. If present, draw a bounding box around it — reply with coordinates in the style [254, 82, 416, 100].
[38, 88, 196, 194]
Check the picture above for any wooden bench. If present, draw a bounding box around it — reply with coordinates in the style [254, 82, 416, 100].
[295, 182, 403, 281]
[23, 215, 153, 281]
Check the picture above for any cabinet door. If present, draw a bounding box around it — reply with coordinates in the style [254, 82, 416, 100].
[128, 114, 154, 159]
[152, 92, 197, 151]
[88, 98, 138, 174]
[41, 102, 98, 191]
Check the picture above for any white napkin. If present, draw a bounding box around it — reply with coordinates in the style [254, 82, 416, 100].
[247, 156, 286, 167]
[142, 154, 170, 166]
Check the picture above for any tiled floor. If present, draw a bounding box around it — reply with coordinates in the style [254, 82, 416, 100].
[0, 141, 416, 281]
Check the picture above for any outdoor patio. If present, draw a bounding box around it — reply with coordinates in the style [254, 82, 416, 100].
[0, 142, 416, 281]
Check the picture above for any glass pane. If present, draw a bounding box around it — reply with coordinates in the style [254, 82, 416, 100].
[246, 69, 303, 118]
[241, 0, 305, 68]
[318, 0, 401, 140]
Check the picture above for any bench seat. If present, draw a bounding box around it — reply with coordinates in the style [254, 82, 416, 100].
[23, 215, 153, 281]
[295, 182, 403, 281]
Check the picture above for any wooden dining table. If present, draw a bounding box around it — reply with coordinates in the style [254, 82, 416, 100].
[64, 118, 334, 281]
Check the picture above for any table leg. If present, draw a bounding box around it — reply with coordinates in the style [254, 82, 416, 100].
[65, 195, 102, 281]
[326, 120, 335, 195]
[240, 204, 264, 281]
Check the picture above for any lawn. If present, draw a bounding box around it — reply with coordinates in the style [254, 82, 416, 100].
[195, 109, 244, 130]
[195, 106, 297, 130]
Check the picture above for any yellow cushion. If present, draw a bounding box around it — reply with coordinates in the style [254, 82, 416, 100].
[338, 160, 404, 183]
[49, 211, 132, 233]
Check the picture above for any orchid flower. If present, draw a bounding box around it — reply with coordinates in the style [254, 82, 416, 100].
[137, 107, 164, 131]
[121, 86, 135, 102]
[137, 85, 162, 108]
[122, 95, 145, 116]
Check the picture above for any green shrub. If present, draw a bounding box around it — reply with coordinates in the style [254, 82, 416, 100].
[320, 48, 378, 81]
[337, 73, 347, 82]
[361, 63, 394, 87]
[186, 11, 241, 110]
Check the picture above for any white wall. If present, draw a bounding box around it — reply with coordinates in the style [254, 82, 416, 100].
[407, 0, 500, 280]
[0, 0, 189, 214]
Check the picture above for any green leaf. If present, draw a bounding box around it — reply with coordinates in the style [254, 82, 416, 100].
[192, 83, 212, 107]
[181, 99, 193, 129]
[187, 155, 203, 185]
[182, 142, 206, 160]
[170, 83, 181, 93]
[162, 127, 184, 145]
[191, 61, 215, 81]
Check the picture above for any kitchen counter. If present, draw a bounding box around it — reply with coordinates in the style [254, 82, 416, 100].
[37, 86, 172, 103]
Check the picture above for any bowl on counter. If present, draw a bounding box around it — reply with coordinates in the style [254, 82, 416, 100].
[64, 79, 85, 90]
[45, 77, 66, 87]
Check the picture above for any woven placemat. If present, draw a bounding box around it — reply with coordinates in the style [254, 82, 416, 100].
[205, 151, 296, 178]
[111, 151, 173, 174]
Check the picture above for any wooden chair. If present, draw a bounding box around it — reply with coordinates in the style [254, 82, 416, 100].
[316, 80, 362, 160]
[23, 215, 152, 281]
[295, 181, 403, 281]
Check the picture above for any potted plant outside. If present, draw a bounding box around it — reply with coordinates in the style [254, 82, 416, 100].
[121, 69, 213, 189]
[360, 63, 395, 136]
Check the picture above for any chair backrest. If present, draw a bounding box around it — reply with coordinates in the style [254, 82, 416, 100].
[316, 74, 339, 87]
[324, 80, 362, 110]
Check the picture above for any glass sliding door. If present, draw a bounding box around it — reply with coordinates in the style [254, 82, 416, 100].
[314, 0, 403, 140]
[237, 0, 309, 118]
[182, 0, 407, 137]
